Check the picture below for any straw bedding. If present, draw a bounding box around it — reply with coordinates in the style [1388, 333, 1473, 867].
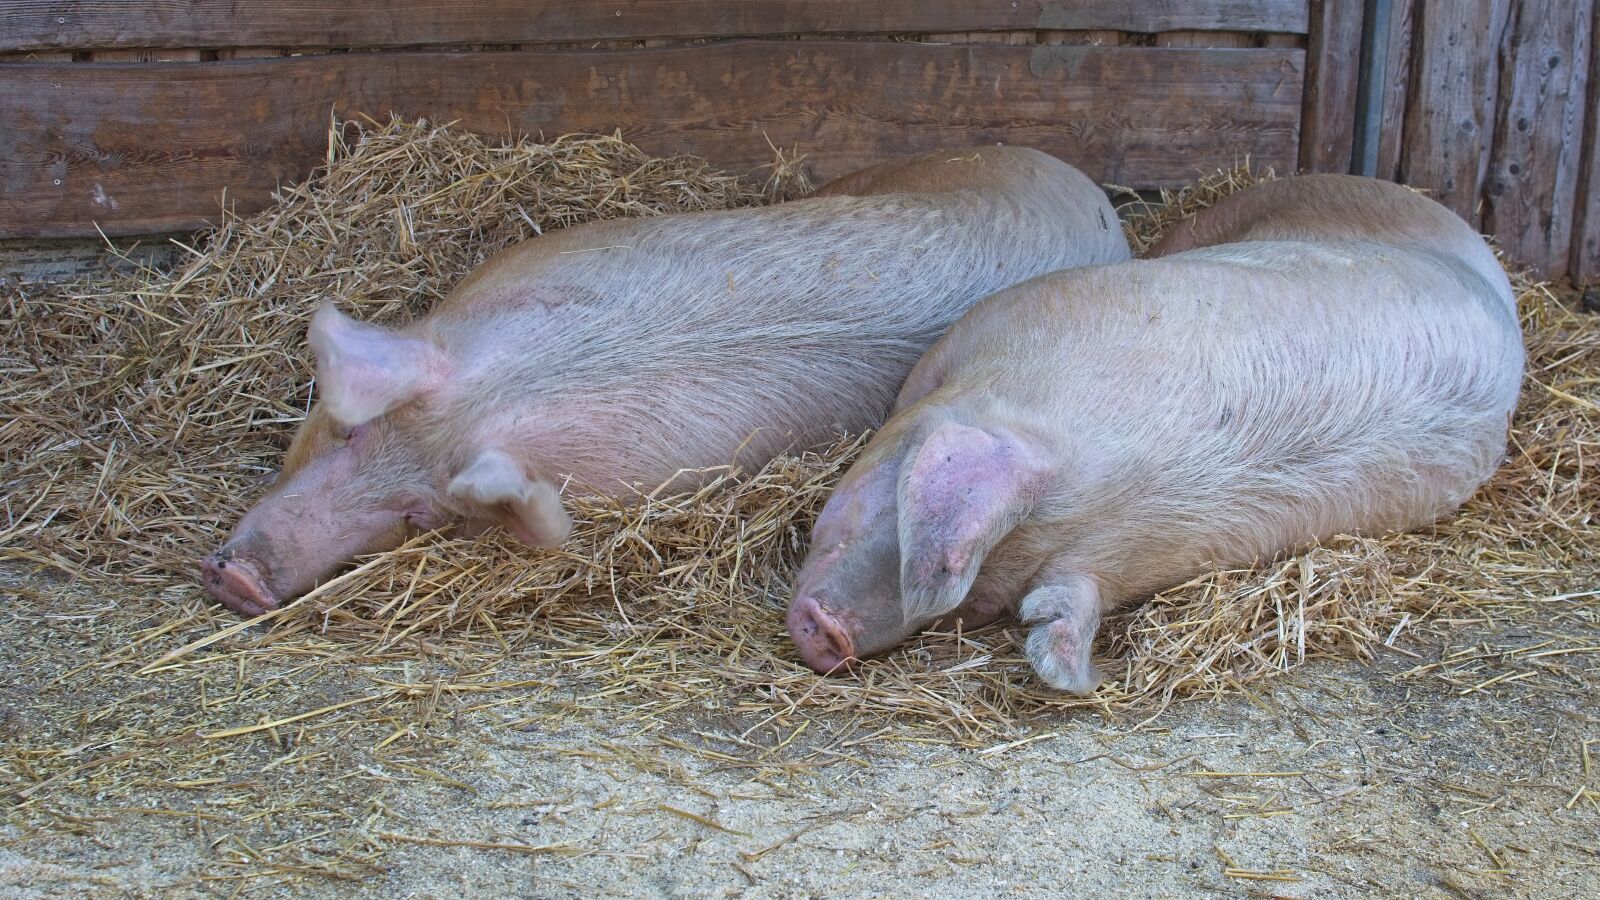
[1, 118, 1596, 754]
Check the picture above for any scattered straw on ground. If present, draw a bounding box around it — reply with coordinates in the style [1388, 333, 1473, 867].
[1, 119, 1596, 812]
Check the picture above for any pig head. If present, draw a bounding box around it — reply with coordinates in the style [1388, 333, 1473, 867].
[201, 305, 571, 616]
[788, 419, 1056, 675]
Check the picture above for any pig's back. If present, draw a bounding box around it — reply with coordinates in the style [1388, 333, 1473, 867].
[1149, 175, 1513, 311]
[949, 240, 1523, 602]
[419, 178, 1127, 486]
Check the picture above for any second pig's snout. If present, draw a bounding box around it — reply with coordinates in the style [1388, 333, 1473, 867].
[787, 596, 859, 674]
[200, 552, 279, 618]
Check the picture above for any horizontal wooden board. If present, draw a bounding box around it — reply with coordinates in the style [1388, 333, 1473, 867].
[0, 1, 1311, 52]
[0, 41, 1305, 238]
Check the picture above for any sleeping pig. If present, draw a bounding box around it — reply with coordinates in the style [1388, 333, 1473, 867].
[201, 147, 1131, 616]
[786, 174, 1524, 691]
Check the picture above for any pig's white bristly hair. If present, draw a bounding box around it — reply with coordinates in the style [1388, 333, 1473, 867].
[403, 147, 1132, 490]
[240, 147, 1134, 605]
[880, 174, 1523, 644]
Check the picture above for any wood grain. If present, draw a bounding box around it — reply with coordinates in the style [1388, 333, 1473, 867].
[0, 41, 1305, 238]
[1375, 0, 1417, 180]
[1573, 4, 1600, 282]
[0, 1, 1311, 52]
[1298, 0, 1364, 172]
[1037, 31, 1125, 47]
[1483, 0, 1593, 277]
[1155, 32, 1256, 48]
[1398, 1, 1513, 223]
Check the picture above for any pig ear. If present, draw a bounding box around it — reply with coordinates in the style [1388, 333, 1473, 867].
[308, 303, 448, 427]
[446, 449, 573, 548]
[897, 422, 1043, 623]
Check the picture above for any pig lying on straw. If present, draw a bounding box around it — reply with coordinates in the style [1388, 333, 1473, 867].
[202, 147, 1131, 616]
[786, 174, 1525, 691]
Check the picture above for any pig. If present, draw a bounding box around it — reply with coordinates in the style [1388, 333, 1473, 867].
[786, 174, 1524, 691]
[201, 147, 1132, 616]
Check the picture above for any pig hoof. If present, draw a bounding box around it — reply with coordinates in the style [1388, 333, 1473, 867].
[1025, 621, 1102, 694]
[200, 555, 280, 618]
[787, 596, 858, 675]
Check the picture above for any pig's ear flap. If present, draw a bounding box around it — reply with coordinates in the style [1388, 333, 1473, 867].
[897, 422, 1043, 623]
[446, 449, 573, 548]
[308, 303, 448, 427]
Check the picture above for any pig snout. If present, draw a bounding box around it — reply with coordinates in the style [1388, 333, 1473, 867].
[787, 596, 860, 674]
[201, 550, 280, 618]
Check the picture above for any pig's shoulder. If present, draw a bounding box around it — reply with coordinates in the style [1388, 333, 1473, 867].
[1143, 239, 1470, 287]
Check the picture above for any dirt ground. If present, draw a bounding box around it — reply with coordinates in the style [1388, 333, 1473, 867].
[2, 567, 1595, 899]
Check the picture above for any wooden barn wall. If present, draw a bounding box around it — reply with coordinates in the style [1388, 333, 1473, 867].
[3, 0, 1598, 285]
[1387, 0, 1597, 282]
[0, 1, 1314, 239]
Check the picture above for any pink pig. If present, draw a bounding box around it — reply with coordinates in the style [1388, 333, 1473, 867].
[201, 147, 1131, 616]
[787, 174, 1524, 690]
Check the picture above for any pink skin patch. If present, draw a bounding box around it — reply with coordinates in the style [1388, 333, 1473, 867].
[200, 424, 443, 616]
[899, 422, 1040, 621]
[308, 305, 448, 427]
[200, 554, 277, 617]
[787, 595, 859, 674]
[787, 456, 906, 670]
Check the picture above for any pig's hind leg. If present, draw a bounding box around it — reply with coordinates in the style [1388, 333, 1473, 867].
[1019, 574, 1103, 694]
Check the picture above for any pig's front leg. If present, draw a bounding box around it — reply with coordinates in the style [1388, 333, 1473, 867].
[1019, 574, 1103, 694]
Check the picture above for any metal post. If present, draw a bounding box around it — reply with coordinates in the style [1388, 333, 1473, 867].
[1351, 0, 1394, 177]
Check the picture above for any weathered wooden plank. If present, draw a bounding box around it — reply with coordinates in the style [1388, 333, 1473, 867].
[0, 49, 68, 60]
[922, 32, 1038, 47]
[1483, 0, 1592, 277]
[216, 49, 285, 61]
[1038, 31, 1124, 47]
[1398, 1, 1513, 223]
[0, 41, 1305, 238]
[0, 1, 1311, 52]
[1375, 0, 1417, 181]
[1155, 32, 1256, 48]
[1572, 5, 1600, 283]
[89, 49, 202, 62]
[1298, 0, 1364, 172]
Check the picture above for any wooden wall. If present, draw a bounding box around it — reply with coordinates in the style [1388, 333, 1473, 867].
[4, 0, 1598, 285]
[1382, 0, 1597, 282]
[0, 2, 1318, 239]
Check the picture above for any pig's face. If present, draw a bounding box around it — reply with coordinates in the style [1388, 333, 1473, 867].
[787, 457, 908, 671]
[201, 404, 447, 616]
[788, 420, 1046, 673]
[201, 304, 571, 616]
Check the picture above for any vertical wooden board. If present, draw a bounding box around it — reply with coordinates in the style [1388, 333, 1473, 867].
[1398, 1, 1513, 223]
[1484, 0, 1592, 277]
[1573, 5, 1600, 282]
[1299, 0, 1364, 172]
[1375, 0, 1418, 180]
